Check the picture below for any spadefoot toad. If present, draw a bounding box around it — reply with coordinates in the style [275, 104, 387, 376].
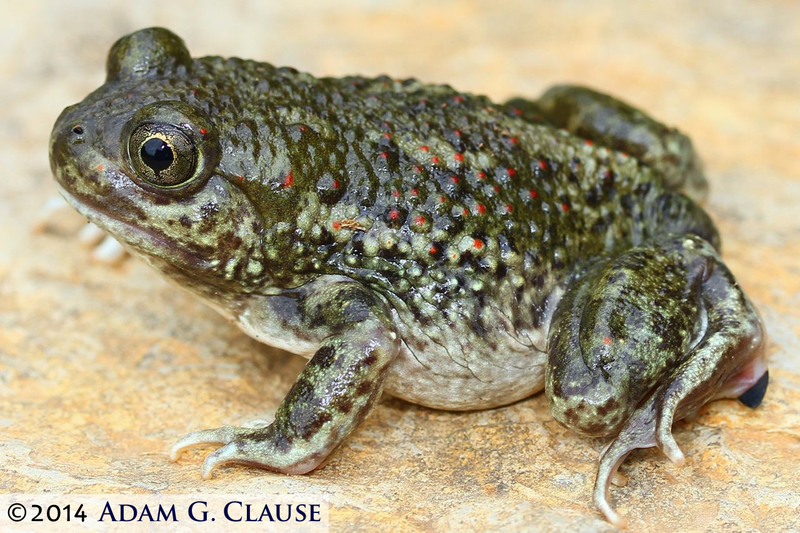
[49, 28, 768, 527]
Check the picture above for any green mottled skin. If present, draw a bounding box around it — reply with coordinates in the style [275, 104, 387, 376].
[50, 28, 768, 526]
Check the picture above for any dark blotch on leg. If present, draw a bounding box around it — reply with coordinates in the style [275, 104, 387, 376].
[299, 411, 333, 439]
[362, 352, 378, 367]
[312, 345, 336, 369]
[356, 380, 373, 396]
[738, 370, 769, 408]
[335, 397, 353, 414]
[285, 377, 315, 405]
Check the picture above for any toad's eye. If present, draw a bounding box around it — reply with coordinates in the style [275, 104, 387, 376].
[141, 137, 174, 172]
[128, 123, 197, 187]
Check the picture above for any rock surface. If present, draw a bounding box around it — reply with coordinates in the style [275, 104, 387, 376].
[1, 1, 798, 531]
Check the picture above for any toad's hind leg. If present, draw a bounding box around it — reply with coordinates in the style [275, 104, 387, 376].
[506, 85, 707, 202]
[170, 283, 400, 477]
[545, 234, 766, 527]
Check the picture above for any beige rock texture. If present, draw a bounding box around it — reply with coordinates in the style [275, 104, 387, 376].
[1, 1, 798, 531]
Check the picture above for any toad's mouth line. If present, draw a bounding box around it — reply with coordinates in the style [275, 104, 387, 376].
[54, 182, 216, 273]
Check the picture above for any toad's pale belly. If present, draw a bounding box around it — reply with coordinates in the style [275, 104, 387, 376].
[384, 340, 548, 410]
[381, 294, 556, 410]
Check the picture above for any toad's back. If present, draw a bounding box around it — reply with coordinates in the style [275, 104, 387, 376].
[176, 58, 713, 407]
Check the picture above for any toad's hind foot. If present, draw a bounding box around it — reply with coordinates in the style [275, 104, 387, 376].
[546, 234, 766, 527]
[594, 352, 768, 528]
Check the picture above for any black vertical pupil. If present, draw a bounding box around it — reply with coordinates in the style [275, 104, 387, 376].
[141, 138, 174, 172]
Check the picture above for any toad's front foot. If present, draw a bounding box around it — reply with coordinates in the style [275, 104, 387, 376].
[169, 282, 400, 479]
[171, 426, 254, 478]
[170, 425, 327, 477]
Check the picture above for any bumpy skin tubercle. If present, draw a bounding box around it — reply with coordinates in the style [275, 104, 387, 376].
[49, 28, 768, 527]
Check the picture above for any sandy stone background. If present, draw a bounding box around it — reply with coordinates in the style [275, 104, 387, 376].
[1, 1, 798, 531]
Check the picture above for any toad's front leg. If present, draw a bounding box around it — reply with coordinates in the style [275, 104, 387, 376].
[170, 282, 400, 477]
